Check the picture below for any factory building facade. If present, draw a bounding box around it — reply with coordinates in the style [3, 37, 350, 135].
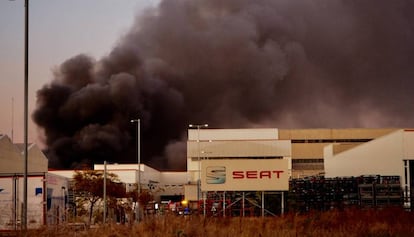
[185, 128, 410, 215]
[92, 164, 187, 203]
[324, 129, 414, 208]
[186, 128, 397, 193]
[278, 128, 396, 178]
[0, 134, 69, 231]
[186, 128, 291, 216]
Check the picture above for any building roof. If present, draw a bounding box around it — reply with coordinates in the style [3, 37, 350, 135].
[0, 135, 48, 174]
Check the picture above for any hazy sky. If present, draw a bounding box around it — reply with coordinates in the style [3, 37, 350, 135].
[2, 0, 414, 170]
[0, 0, 159, 144]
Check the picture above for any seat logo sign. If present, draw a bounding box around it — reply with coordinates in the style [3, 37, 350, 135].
[206, 166, 226, 184]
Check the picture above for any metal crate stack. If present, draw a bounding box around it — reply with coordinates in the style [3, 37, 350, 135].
[375, 176, 402, 207]
[358, 175, 379, 208]
[357, 175, 403, 208]
[288, 177, 360, 212]
[288, 175, 403, 212]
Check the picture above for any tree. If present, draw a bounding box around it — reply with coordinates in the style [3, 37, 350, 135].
[126, 184, 153, 207]
[127, 184, 154, 219]
[73, 170, 126, 224]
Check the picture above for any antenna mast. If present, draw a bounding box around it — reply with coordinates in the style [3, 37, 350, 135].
[11, 97, 14, 142]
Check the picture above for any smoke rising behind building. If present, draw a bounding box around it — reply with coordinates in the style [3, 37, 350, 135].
[33, 0, 414, 170]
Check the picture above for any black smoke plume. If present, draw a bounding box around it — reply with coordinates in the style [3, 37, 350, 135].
[33, 0, 414, 170]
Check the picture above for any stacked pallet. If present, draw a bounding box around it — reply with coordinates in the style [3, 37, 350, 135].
[288, 175, 402, 212]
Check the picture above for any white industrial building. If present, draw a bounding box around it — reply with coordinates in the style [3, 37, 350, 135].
[92, 164, 187, 202]
[186, 128, 292, 187]
[50, 164, 187, 201]
[0, 135, 68, 231]
[49, 164, 187, 223]
[324, 129, 414, 208]
[186, 128, 291, 216]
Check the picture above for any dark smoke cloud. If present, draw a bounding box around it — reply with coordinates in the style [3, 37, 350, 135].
[33, 0, 414, 170]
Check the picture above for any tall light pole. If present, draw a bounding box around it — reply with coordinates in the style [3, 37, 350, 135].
[189, 124, 208, 202]
[130, 119, 140, 222]
[61, 187, 66, 223]
[23, 0, 29, 232]
[7, 0, 30, 228]
[8, 0, 29, 230]
[103, 161, 107, 224]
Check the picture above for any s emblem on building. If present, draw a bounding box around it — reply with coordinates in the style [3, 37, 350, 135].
[206, 166, 226, 184]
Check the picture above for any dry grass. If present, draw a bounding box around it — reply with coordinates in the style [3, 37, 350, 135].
[25, 208, 414, 237]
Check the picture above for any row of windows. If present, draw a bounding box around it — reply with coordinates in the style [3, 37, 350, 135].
[190, 158, 324, 163]
[292, 159, 324, 164]
[291, 139, 371, 143]
[191, 156, 284, 161]
[292, 164, 324, 170]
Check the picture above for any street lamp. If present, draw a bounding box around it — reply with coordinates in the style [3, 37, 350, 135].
[103, 161, 107, 224]
[61, 187, 66, 223]
[130, 119, 140, 222]
[8, 0, 29, 230]
[188, 124, 208, 202]
[201, 149, 212, 217]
